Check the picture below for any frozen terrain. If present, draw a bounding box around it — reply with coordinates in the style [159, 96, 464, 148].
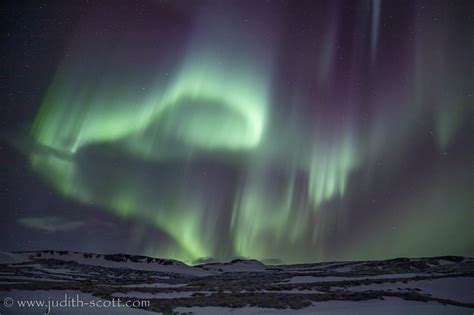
[0, 251, 473, 314]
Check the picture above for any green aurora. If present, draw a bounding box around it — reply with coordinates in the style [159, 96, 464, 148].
[20, 1, 473, 263]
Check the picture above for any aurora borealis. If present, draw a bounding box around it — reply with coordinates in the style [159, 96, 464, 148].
[1, 0, 473, 264]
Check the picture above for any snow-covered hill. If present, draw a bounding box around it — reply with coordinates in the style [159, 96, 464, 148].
[0, 251, 208, 276]
[0, 252, 473, 314]
[196, 259, 267, 272]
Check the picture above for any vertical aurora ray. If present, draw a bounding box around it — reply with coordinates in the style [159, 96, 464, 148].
[307, 134, 358, 208]
[370, 0, 381, 63]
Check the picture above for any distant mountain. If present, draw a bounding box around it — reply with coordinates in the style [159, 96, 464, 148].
[196, 258, 267, 272]
[0, 250, 208, 276]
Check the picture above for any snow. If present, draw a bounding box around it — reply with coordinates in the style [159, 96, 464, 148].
[0, 281, 28, 284]
[23, 265, 82, 275]
[112, 291, 199, 299]
[0, 252, 30, 264]
[0, 276, 69, 282]
[438, 259, 456, 266]
[262, 289, 325, 294]
[3, 251, 210, 276]
[119, 282, 187, 288]
[284, 273, 434, 284]
[1, 290, 473, 314]
[174, 298, 474, 314]
[348, 277, 474, 304]
[332, 266, 353, 272]
[280, 262, 349, 272]
[199, 260, 267, 272]
[33, 252, 209, 276]
[1, 252, 472, 314]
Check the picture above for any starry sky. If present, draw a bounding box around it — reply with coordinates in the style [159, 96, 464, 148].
[1, 0, 473, 264]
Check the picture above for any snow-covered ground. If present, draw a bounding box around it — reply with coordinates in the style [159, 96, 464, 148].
[0, 251, 473, 314]
[118, 282, 186, 288]
[283, 273, 435, 284]
[347, 277, 474, 304]
[196, 259, 267, 272]
[175, 298, 474, 315]
[0, 251, 209, 276]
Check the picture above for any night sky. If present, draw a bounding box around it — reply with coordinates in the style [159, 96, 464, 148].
[1, 0, 473, 264]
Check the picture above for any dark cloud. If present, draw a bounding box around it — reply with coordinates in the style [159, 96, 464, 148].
[18, 216, 84, 233]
